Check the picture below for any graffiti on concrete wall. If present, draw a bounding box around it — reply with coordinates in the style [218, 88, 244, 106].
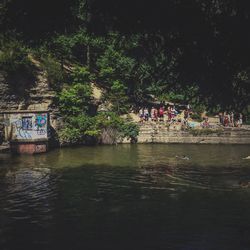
[35, 114, 47, 135]
[11, 119, 32, 139]
[22, 117, 33, 130]
[10, 113, 48, 140]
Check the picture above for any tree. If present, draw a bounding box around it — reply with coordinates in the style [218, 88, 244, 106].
[104, 80, 129, 114]
[71, 65, 94, 83]
[97, 45, 135, 86]
[50, 35, 74, 70]
[58, 83, 92, 116]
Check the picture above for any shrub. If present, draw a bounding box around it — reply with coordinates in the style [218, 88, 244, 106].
[96, 112, 139, 143]
[58, 112, 139, 145]
[59, 127, 83, 145]
[58, 114, 99, 145]
[121, 122, 139, 142]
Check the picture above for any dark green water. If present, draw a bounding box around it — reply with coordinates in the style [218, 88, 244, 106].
[1, 144, 250, 250]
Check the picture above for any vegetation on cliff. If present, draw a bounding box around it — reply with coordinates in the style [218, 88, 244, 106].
[0, 0, 250, 143]
[57, 66, 139, 144]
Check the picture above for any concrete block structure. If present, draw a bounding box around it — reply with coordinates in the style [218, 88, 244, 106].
[1, 110, 49, 154]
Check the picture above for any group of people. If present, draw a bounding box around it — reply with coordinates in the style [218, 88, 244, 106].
[138, 107, 245, 127]
[219, 112, 243, 127]
[138, 106, 186, 123]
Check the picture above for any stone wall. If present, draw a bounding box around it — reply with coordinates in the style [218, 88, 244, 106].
[137, 123, 250, 144]
[4, 112, 48, 141]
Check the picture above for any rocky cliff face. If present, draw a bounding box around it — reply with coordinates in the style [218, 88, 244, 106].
[0, 65, 55, 112]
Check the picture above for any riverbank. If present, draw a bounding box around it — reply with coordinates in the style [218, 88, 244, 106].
[136, 123, 250, 144]
[1, 123, 250, 154]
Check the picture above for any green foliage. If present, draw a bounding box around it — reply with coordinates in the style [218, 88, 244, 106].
[206, 107, 220, 117]
[59, 127, 83, 144]
[0, 39, 33, 74]
[59, 112, 139, 145]
[191, 104, 207, 115]
[104, 80, 130, 114]
[67, 115, 95, 131]
[183, 85, 205, 110]
[95, 112, 123, 128]
[231, 70, 250, 111]
[58, 66, 94, 116]
[145, 51, 180, 96]
[190, 113, 202, 122]
[95, 112, 139, 142]
[59, 114, 100, 144]
[57, 66, 138, 145]
[71, 66, 95, 84]
[121, 122, 139, 141]
[159, 92, 185, 103]
[72, 0, 91, 24]
[49, 35, 74, 67]
[2, 0, 250, 113]
[41, 54, 64, 90]
[69, 30, 107, 67]
[132, 37, 181, 104]
[0, 2, 8, 27]
[97, 45, 136, 85]
[3, 0, 250, 148]
[105, 32, 140, 51]
[58, 83, 92, 116]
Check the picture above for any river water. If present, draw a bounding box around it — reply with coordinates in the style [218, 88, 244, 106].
[0, 144, 250, 250]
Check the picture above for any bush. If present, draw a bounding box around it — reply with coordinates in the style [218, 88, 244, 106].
[121, 122, 139, 142]
[58, 114, 99, 145]
[96, 112, 139, 143]
[58, 112, 139, 145]
[59, 127, 83, 144]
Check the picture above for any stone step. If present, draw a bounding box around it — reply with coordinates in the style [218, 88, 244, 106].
[137, 123, 250, 144]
